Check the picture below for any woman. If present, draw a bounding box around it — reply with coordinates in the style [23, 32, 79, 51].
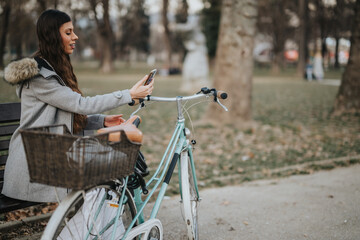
[2, 9, 154, 202]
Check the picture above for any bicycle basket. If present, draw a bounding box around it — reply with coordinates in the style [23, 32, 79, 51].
[20, 124, 141, 190]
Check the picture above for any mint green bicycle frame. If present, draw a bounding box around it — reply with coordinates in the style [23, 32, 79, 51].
[120, 96, 200, 239]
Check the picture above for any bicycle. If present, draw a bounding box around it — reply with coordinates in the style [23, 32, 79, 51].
[41, 87, 228, 240]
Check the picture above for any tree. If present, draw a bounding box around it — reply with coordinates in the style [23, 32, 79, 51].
[331, 0, 355, 68]
[201, 0, 221, 60]
[257, 0, 295, 73]
[162, 0, 172, 69]
[175, 0, 188, 23]
[90, 0, 115, 73]
[207, 0, 258, 122]
[36, 0, 47, 14]
[0, 0, 11, 68]
[296, 0, 308, 77]
[119, 0, 150, 61]
[305, 0, 355, 69]
[333, 0, 360, 115]
[8, 1, 37, 60]
[172, 0, 188, 61]
[34, 0, 59, 14]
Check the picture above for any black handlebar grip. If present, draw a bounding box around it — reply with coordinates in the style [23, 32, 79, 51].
[128, 99, 135, 106]
[133, 117, 141, 128]
[128, 98, 145, 106]
[217, 91, 228, 100]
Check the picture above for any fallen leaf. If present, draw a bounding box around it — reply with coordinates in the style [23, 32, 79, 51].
[237, 167, 244, 173]
[221, 201, 230, 206]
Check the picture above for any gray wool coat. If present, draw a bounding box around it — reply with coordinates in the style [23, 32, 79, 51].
[2, 58, 132, 202]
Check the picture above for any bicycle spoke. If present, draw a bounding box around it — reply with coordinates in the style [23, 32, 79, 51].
[43, 185, 137, 240]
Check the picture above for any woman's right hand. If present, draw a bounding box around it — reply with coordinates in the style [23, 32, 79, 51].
[129, 75, 154, 99]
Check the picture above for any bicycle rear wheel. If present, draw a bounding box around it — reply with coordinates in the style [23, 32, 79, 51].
[180, 151, 199, 240]
[42, 184, 137, 240]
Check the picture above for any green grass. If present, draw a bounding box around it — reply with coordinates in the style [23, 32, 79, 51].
[253, 64, 344, 79]
[0, 61, 358, 191]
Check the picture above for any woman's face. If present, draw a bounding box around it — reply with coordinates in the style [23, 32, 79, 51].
[59, 21, 78, 55]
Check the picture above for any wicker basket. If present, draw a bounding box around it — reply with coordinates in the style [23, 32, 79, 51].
[20, 124, 141, 190]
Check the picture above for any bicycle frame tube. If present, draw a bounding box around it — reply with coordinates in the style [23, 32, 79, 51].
[150, 127, 186, 218]
[121, 121, 187, 239]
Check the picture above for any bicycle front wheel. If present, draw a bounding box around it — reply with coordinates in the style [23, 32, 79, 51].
[180, 151, 199, 240]
[42, 184, 137, 240]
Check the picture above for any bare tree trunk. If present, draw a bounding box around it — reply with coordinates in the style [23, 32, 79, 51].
[207, 0, 258, 123]
[334, 0, 345, 69]
[162, 0, 172, 69]
[36, 0, 58, 16]
[37, 0, 47, 13]
[15, 38, 22, 59]
[296, 0, 306, 77]
[272, 53, 282, 74]
[333, 0, 360, 115]
[90, 0, 114, 73]
[271, 1, 287, 74]
[304, 0, 310, 62]
[334, 36, 340, 69]
[0, 1, 11, 69]
[101, 0, 114, 73]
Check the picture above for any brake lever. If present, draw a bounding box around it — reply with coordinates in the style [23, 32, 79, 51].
[216, 98, 228, 112]
[130, 102, 145, 118]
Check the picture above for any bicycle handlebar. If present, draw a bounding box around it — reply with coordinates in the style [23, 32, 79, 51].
[129, 87, 229, 112]
[147, 88, 227, 102]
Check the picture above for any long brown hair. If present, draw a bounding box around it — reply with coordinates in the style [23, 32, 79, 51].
[35, 9, 86, 133]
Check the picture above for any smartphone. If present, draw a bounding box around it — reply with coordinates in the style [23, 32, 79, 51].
[144, 69, 157, 85]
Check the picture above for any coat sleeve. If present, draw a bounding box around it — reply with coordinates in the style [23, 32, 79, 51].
[85, 114, 105, 130]
[29, 76, 132, 115]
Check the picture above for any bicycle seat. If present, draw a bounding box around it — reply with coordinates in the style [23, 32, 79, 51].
[97, 115, 143, 143]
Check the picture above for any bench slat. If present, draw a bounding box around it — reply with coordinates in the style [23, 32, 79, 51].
[0, 155, 8, 165]
[0, 140, 10, 151]
[0, 103, 21, 123]
[0, 194, 41, 214]
[0, 169, 4, 181]
[0, 124, 19, 137]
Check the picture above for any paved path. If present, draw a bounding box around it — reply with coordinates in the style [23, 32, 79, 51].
[151, 164, 360, 240]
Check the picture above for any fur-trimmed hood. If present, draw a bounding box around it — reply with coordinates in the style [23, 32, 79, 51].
[4, 58, 39, 85]
[4, 57, 63, 87]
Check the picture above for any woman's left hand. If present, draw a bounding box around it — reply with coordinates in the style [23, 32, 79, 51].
[104, 114, 125, 127]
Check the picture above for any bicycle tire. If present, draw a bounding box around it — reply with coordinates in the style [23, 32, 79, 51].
[180, 151, 199, 240]
[42, 184, 137, 240]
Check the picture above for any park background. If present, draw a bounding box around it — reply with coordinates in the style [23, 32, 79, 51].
[0, 0, 359, 238]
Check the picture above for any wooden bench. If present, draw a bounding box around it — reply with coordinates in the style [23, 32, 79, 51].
[0, 102, 41, 214]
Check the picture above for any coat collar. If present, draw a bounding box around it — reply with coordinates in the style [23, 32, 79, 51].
[4, 57, 64, 85]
